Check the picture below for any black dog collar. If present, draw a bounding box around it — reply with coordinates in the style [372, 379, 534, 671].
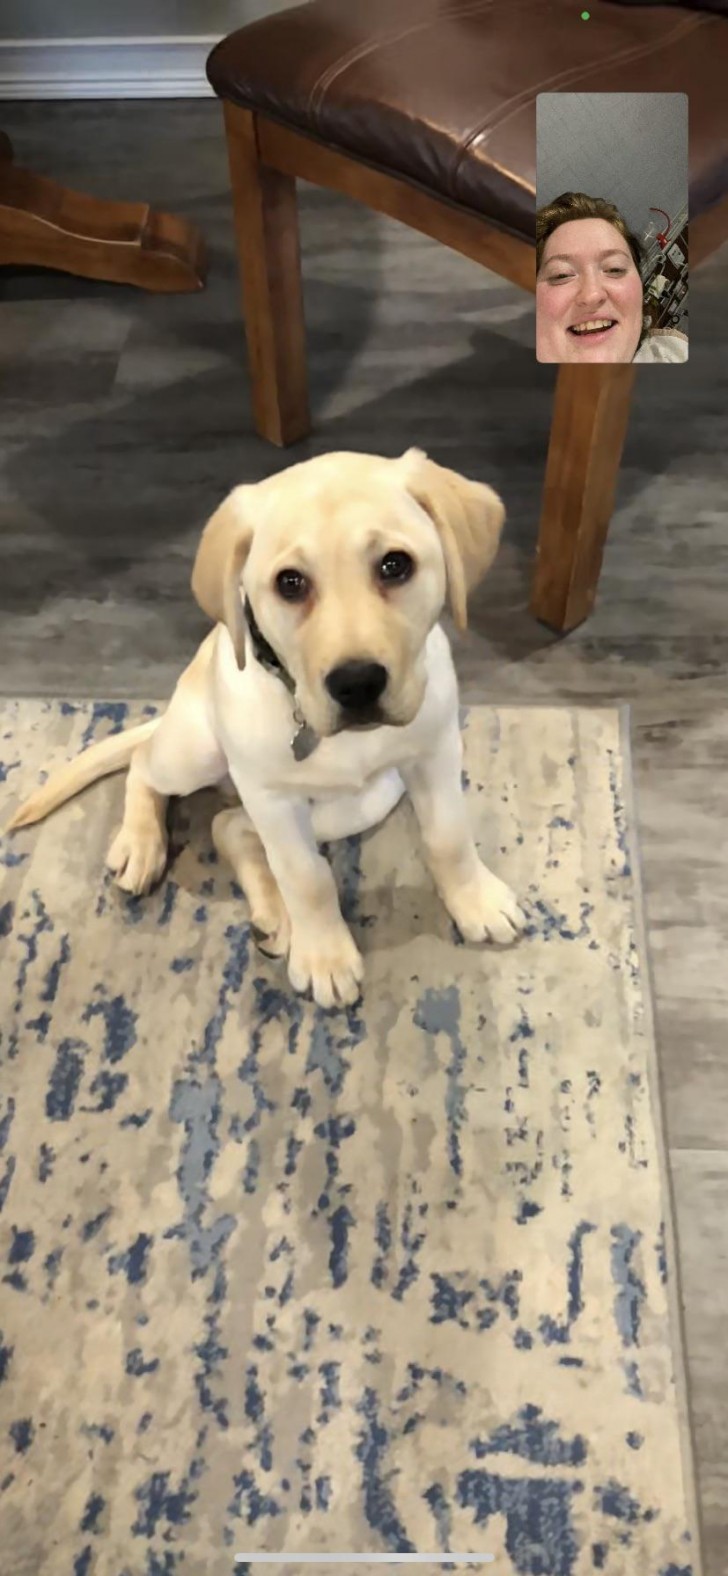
[243, 598, 320, 762]
[244, 598, 293, 691]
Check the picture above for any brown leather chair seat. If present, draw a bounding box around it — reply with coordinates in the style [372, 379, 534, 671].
[207, 0, 728, 245]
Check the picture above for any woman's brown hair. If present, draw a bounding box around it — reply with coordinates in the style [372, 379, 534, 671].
[536, 191, 645, 276]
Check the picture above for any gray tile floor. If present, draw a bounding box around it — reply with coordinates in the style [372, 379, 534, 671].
[1, 101, 727, 1571]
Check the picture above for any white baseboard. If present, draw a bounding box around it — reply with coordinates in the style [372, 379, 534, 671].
[0, 36, 220, 99]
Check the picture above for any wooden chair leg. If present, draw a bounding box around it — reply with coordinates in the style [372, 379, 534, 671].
[530, 363, 636, 634]
[223, 103, 310, 447]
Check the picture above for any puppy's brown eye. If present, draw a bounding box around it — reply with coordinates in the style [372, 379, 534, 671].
[276, 568, 309, 602]
[379, 551, 414, 584]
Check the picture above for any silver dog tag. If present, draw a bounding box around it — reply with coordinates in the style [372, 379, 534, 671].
[292, 721, 320, 762]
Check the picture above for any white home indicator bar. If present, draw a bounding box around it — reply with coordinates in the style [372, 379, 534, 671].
[235, 1557, 494, 1565]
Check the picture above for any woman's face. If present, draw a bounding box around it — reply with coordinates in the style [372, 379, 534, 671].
[536, 218, 644, 363]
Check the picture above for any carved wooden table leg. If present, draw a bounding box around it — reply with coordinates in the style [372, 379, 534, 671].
[0, 131, 206, 293]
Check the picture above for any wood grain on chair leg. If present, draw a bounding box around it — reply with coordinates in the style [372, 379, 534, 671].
[223, 103, 310, 447]
[530, 364, 636, 634]
[0, 156, 206, 292]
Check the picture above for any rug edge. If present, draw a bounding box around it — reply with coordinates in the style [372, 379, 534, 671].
[619, 703, 705, 1576]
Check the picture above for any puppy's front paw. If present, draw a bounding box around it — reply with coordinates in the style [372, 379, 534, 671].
[107, 824, 168, 896]
[288, 922, 364, 1009]
[445, 864, 526, 947]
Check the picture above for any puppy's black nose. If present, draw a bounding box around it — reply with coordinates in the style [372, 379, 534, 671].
[325, 660, 388, 711]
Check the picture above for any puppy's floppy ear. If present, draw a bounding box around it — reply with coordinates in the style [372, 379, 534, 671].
[395, 448, 505, 631]
[191, 485, 255, 667]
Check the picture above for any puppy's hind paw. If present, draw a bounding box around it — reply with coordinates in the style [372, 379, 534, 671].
[107, 824, 168, 896]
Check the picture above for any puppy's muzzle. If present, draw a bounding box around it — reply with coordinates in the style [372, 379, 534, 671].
[325, 660, 388, 716]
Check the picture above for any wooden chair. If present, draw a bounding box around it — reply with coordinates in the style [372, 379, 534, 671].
[206, 0, 728, 632]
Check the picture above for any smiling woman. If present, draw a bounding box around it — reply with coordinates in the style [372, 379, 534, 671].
[536, 191, 688, 365]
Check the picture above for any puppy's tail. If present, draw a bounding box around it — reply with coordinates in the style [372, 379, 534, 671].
[4, 718, 159, 833]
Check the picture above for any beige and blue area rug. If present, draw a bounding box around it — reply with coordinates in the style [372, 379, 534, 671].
[0, 700, 699, 1576]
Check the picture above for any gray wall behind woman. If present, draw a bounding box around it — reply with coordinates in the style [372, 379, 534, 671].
[537, 93, 688, 246]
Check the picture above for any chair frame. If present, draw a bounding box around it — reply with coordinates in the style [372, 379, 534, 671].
[221, 101, 728, 632]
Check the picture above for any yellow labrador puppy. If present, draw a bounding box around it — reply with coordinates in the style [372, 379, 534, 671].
[7, 448, 525, 1007]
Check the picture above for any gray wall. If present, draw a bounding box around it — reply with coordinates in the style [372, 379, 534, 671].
[0, 0, 293, 38]
[537, 92, 688, 248]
